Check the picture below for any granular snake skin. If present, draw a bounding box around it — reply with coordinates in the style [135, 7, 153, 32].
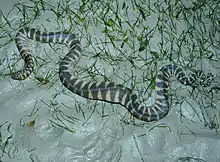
[12, 27, 213, 122]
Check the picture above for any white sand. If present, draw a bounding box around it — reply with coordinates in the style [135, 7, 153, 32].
[0, 0, 220, 161]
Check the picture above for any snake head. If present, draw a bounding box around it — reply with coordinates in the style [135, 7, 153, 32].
[198, 72, 214, 87]
[190, 70, 214, 87]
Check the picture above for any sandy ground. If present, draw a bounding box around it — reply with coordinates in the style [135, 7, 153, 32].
[0, 0, 220, 161]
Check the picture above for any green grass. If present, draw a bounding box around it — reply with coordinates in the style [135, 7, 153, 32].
[0, 0, 220, 160]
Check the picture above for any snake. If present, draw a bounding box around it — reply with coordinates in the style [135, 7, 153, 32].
[12, 27, 214, 122]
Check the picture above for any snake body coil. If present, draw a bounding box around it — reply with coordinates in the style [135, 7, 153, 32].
[12, 27, 213, 122]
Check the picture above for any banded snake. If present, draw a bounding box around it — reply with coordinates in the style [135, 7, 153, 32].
[12, 27, 213, 122]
